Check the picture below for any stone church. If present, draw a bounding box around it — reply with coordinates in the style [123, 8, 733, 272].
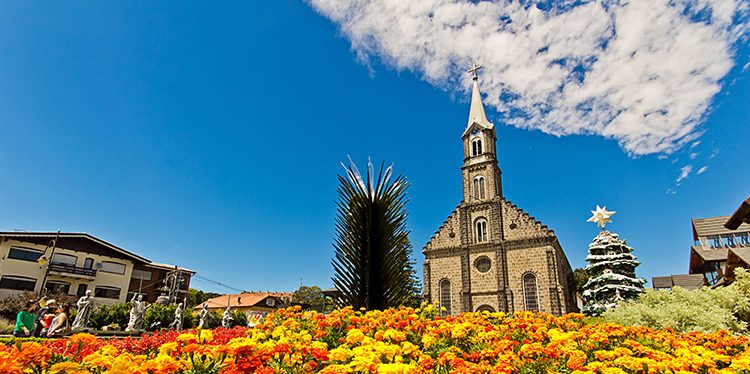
[423, 68, 577, 316]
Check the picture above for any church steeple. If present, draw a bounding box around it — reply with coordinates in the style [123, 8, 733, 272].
[461, 63, 502, 202]
[464, 62, 494, 133]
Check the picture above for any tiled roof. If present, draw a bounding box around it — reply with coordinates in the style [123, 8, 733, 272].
[692, 216, 750, 238]
[730, 247, 750, 265]
[651, 274, 705, 291]
[198, 292, 289, 309]
[691, 246, 728, 262]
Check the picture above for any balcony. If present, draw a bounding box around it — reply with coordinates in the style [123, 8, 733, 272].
[48, 263, 97, 279]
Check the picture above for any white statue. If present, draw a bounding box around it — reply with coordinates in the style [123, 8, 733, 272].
[72, 290, 94, 329]
[221, 306, 233, 328]
[246, 311, 262, 328]
[198, 303, 210, 328]
[125, 294, 148, 332]
[169, 303, 183, 331]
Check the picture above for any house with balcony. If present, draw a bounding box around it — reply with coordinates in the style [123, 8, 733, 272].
[0, 232, 194, 305]
[689, 216, 750, 286]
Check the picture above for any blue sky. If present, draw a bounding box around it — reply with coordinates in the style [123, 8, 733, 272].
[1, 1, 748, 294]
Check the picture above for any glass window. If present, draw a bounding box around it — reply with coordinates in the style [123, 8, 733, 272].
[439, 279, 451, 316]
[708, 236, 721, 248]
[739, 233, 750, 246]
[76, 284, 88, 297]
[0, 275, 37, 291]
[131, 269, 152, 281]
[94, 286, 121, 299]
[83, 258, 94, 269]
[471, 139, 483, 156]
[7, 247, 44, 262]
[99, 261, 126, 274]
[473, 176, 486, 200]
[475, 256, 491, 273]
[45, 280, 70, 294]
[476, 219, 488, 243]
[51, 253, 77, 266]
[523, 273, 539, 311]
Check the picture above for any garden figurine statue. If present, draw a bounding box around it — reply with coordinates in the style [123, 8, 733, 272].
[72, 290, 94, 329]
[198, 303, 210, 328]
[222, 306, 233, 328]
[169, 303, 183, 331]
[125, 294, 148, 332]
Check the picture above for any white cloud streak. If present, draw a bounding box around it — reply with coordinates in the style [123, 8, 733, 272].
[697, 165, 709, 174]
[308, 0, 749, 155]
[676, 165, 693, 182]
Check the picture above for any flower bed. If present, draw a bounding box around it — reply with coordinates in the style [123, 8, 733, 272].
[2, 304, 750, 373]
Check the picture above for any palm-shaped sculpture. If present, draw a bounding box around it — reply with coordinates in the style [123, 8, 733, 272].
[332, 159, 419, 310]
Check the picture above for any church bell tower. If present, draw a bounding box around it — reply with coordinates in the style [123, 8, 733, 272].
[461, 63, 502, 206]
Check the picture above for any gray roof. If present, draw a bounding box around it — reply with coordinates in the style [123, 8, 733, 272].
[730, 247, 750, 265]
[693, 216, 750, 238]
[692, 246, 728, 262]
[652, 274, 705, 291]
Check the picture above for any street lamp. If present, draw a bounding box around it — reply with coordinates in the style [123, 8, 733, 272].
[38, 230, 60, 296]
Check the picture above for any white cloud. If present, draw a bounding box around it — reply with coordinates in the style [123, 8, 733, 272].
[676, 165, 693, 182]
[308, 0, 749, 155]
[697, 165, 709, 174]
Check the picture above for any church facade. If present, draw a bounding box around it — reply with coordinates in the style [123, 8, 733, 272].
[423, 70, 577, 316]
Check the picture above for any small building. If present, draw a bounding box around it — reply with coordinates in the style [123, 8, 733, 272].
[652, 215, 750, 290]
[0, 231, 194, 305]
[198, 292, 291, 313]
[690, 216, 750, 285]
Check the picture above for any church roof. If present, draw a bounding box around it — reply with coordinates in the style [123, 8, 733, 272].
[462, 76, 494, 136]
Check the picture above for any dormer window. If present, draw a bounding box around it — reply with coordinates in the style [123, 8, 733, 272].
[471, 139, 483, 156]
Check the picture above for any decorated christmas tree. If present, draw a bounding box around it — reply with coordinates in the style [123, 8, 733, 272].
[581, 205, 646, 316]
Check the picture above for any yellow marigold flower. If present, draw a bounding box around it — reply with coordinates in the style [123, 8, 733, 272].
[346, 328, 366, 345]
[49, 361, 88, 374]
[177, 333, 195, 342]
[329, 347, 352, 362]
[159, 341, 179, 356]
[376, 362, 419, 374]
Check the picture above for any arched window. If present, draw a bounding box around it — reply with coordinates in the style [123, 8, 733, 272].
[471, 139, 483, 156]
[439, 279, 451, 316]
[476, 304, 495, 312]
[473, 176, 486, 200]
[475, 219, 488, 243]
[523, 273, 539, 311]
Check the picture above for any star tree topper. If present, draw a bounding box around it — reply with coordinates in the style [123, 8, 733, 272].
[587, 205, 616, 228]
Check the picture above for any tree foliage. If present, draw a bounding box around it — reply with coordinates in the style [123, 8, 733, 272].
[601, 268, 750, 333]
[292, 286, 325, 311]
[332, 160, 420, 310]
[186, 288, 221, 309]
[572, 268, 590, 294]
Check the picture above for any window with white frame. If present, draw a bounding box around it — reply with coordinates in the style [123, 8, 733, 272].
[473, 176, 486, 200]
[7, 247, 44, 262]
[51, 253, 77, 266]
[94, 286, 121, 299]
[0, 275, 37, 291]
[475, 219, 488, 243]
[99, 261, 126, 274]
[523, 273, 539, 311]
[471, 139, 483, 156]
[45, 280, 70, 294]
[439, 279, 451, 316]
[131, 269, 152, 281]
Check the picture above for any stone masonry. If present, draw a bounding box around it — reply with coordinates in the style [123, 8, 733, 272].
[423, 72, 577, 316]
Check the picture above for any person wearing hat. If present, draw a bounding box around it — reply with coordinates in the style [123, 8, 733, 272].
[39, 299, 57, 336]
[33, 298, 55, 337]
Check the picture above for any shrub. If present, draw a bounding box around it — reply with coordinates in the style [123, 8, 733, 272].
[601, 268, 750, 333]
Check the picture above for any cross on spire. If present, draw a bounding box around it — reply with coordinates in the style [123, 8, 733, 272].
[467, 62, 482, 79]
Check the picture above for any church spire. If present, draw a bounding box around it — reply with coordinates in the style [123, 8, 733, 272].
[465, 62, 493, 131]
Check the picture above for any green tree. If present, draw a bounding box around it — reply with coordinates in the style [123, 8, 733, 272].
[186, 288, 220, 309]
[572, 268, 590, 294]
[292, 286, 325, 311]
[331, 160, 420, 310]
